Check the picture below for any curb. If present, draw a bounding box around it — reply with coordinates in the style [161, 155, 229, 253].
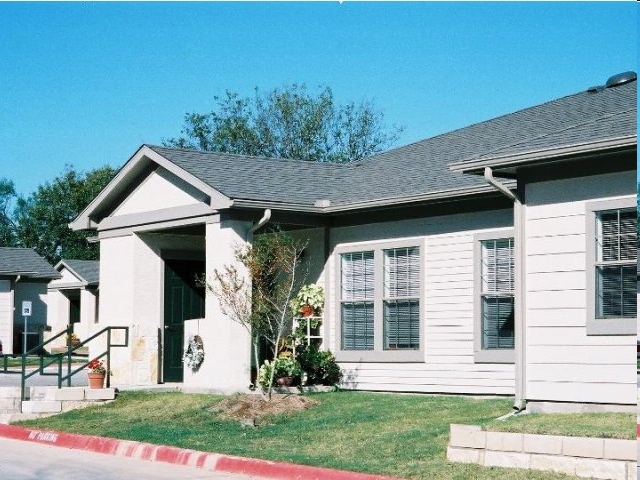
[0, 424, 401, 480]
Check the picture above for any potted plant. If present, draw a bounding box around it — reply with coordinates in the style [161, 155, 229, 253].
[290, 284, 324, 317]
[66, 332, 81, 347]
[257, 354, 302, 389]
[87, 358, 107, 389]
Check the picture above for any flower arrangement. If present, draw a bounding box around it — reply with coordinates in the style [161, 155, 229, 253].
[183, 334, 205, 372]
[290, 284, 324, 317]
[87, 358, 106, 374]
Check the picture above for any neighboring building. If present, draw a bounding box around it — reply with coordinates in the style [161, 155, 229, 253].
[0, 247, 61, 354]
[70, 72, 637, 412]
[47, 259, 100, 345]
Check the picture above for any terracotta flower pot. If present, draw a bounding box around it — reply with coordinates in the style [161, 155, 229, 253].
[87, 372, 105, 389]
[276, 376, 295, 387]
[300, 305, 315, 317]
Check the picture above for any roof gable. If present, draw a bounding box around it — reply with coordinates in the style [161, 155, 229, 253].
[51, 259, 100, 287]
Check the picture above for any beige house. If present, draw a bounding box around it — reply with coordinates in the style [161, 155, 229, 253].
[70, 72, 637, 412]
[47, 259, 100, 347]
[0, 247, 60, 354]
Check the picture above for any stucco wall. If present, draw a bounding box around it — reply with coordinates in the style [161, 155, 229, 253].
[523, 170, 636, 405]
[326, 208, 516, 395]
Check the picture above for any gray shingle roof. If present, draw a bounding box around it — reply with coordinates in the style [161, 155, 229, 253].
[58, 259, 100, 286]
[0, 248, 60, 279]
[144, 78, 636, 209]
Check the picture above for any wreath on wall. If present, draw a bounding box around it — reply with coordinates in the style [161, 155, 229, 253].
[183, 334, 205, 372]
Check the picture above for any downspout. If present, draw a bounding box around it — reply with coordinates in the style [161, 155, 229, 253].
[248, 209, 272, 237]
[483, 167, 527, 412]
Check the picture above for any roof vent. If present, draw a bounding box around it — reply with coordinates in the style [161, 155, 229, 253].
[604, 71, 636, 89]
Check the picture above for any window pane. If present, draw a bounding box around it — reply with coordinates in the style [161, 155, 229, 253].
[597, 210, 637, 262]
[481, 297, 515, 349]
[341, 302, 374, 350]
[596, 265, 637, 318]
[384, 247, 420, 298]
[341, 252, 374, 301]
[481, 239, 514, 293]
[384, 300, 419, 349]
[480, 238, 515, 351]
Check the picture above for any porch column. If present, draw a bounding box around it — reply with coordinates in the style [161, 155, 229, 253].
[205, 219, 252, 392]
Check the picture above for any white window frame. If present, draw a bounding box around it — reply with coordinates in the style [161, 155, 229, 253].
[586, 197, 636, 336]
[334, 239, 425, 363]
[473, 229, 515, 364]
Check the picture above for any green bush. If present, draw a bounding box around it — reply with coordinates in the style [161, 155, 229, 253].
[257, 356, 303, 389]
[297, 346, 342, 386]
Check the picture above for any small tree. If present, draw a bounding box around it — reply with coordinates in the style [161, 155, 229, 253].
[206, 230, 307, 399]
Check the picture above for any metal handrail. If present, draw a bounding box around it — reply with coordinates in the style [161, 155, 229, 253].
[0, 325, 129, 400]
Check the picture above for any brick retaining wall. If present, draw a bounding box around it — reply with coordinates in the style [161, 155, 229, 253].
[447, 424, 637, 480]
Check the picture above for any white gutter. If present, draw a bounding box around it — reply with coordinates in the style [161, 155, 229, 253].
[248, 209, 272, 238]
[483, 167, 527, 412]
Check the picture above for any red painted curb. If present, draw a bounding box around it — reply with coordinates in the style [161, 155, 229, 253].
[0, 424, 403, 480]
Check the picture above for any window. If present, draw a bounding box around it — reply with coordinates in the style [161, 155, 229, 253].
[474, 230, 515, 363]
[337, 241, 423, 362]
[587, 198, 636, 335]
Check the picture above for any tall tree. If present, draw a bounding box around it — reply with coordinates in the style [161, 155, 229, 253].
[165, 84, 402, 163]
[14, 165, 116, 264]
[0, 178, 17, 246]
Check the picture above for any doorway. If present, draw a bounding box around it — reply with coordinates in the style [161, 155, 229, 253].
[163, 259, 205, 382]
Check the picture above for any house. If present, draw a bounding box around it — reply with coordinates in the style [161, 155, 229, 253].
[0, 247, 61, 354]
[70, 72, 637, 412]
[47, 259, 100, 346]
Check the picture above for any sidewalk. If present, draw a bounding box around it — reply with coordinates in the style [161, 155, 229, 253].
[0, 423, 403, 480]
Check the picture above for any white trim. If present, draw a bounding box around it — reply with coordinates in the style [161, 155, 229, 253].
[334, 238, 425, 363]
[473, 229, 516, 364]
[585, 196, 636, 336]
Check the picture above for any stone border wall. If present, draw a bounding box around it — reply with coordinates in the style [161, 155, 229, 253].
[447, 424, 637, 480]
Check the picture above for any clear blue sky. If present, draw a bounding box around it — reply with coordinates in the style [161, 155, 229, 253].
[0, 2, 636, 197]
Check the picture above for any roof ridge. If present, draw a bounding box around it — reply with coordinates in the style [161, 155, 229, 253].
[147, 144, 348, 170]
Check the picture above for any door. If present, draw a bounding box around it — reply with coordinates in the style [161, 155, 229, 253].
[163, 259, 205, 382]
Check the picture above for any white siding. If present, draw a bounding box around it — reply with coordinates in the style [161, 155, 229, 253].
[524, 170, 636, 405]
[328, 208, 515, 395]
[0, 280, 13, 352]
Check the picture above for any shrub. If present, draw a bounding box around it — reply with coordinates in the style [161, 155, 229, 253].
[297, 346, 342, 386]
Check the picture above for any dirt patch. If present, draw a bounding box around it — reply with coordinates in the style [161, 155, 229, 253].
[211, 393, 319, 422]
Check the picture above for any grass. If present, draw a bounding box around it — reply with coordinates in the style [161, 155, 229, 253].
[1, 355, 86, 369]
[16, 391, 633, 480]
[485, 411, 635, 440]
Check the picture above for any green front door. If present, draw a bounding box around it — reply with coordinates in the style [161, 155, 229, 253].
[163, 259, 205, 382]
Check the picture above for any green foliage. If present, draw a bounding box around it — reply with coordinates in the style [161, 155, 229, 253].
[13, 165, 116, 263]
[289, 283, 324, 316]
[165, 84, 402, 163]
[0, 178, 17, 246]
[257, 355, 303, 389]
[296, 345, 342, 386]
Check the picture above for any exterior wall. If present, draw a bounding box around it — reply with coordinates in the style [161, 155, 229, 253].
[327, 208, 516, 395]
[111, 168, 208, 216]
[523, 171, 636, 405]
[13, 281, 49, 352]
[0, 280, 13, 353]
[45, 289, 70, 345]
[99, 232, 206, 386]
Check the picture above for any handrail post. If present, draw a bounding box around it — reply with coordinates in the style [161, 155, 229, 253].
[106, 328, 112, 388]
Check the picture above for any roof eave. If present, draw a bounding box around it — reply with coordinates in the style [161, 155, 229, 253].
[448, 136, 637, 174]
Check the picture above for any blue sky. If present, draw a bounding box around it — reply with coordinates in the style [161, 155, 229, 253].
[0, 2, 636, 197]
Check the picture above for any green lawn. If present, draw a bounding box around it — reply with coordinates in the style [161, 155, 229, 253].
[486, 411, 635, 440]
[16, 391, 630, 480]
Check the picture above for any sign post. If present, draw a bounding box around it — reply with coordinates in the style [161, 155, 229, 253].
[21, 301, 32, 355]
